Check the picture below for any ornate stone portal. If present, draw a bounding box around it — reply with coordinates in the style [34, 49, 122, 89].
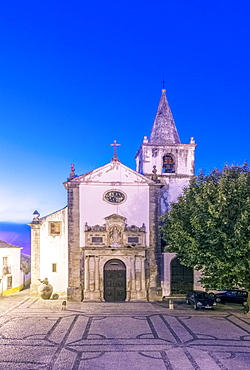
[83, 214, 147, 301]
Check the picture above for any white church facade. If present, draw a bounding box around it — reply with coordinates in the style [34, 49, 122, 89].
[30, 89, 201, 301]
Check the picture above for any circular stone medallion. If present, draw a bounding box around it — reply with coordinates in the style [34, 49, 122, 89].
[103, 190, 126, 204]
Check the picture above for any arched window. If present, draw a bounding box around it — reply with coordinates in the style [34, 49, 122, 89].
[162, 155, 175, 173]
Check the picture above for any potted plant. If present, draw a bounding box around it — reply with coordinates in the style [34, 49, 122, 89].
[38, 278, 53, 299]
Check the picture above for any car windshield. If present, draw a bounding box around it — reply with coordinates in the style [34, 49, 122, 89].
[196, 292, 210, 299]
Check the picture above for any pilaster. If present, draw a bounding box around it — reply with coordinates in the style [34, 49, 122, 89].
[148, 183, 162, 300]
[29, 221, 41, 297]
[67, 182, 81, 301]
[83, 255, 101, 301]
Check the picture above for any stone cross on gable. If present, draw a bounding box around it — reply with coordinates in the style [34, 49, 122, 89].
[110, 140, 121, 162]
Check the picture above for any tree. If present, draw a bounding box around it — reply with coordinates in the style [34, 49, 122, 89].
[161, 164, 250, 296]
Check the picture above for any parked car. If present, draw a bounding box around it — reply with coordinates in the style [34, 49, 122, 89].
[209, 289, 248, 304]
[186, 290, 216, 310]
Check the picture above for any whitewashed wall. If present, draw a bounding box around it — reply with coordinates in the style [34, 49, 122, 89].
[79, 162, 151, 247]
[160, 177, 191, 215]
[0, 247, 23, 294]
[136, 144, 195, 177]
[39, 207, 68, 296]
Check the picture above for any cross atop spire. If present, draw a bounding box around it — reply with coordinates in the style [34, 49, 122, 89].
[149, 89, 180, 145]
[110, 140, 121, 162]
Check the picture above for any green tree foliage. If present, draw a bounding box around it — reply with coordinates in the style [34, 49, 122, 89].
[161, 164, 250, 291]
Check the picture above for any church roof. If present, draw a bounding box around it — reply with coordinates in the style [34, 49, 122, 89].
[0, 240, 22, 249]
[37, 206, 68, 221]
[149, 89, 180, 145]
[66, 160, 155, 185]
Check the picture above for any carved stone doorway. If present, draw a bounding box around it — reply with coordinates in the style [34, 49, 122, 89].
[170, 257, 193, 295]
[104, 259, 126, 302]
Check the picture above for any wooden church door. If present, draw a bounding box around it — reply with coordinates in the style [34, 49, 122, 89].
[104, 259, 126, 301]
[170, 257, 193, 294]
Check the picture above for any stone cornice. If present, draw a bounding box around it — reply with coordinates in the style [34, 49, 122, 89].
[135, 142, 196, 159]
[28, 221, 42, 227]
[81, 246, 148, 251]
[63, 180, 80, 189]
[141, 142, 196, 149]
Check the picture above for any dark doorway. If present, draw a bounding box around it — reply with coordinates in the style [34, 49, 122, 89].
[104, 259, 126, 302]
[170, 257, 193, 294]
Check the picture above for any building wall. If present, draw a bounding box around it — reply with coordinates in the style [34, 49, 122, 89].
[136, 143, 195, 177]
[38, 207, 68, 296]
[0, 247, 23, 295]
[78, 173, 152, 301]
[79, 183, 150, 247]
[135, 136, 196, 297]
[161, 253, 204, 296]
[160, 176, 191, 215]
[63, 161, 155, 301]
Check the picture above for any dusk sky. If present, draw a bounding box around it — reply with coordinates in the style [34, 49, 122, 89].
[0, 1, 250, 226]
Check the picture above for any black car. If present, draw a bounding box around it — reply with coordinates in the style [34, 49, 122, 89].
[186, 290, 216, 310]
[209, 289, 248, 304]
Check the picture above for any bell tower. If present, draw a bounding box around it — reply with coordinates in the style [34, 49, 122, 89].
[135, 88, 196, 213]
[134, 88, 196, 299]
[136, 89, 195, 178]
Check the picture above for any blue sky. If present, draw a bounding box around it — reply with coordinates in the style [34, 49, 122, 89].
[0, 0, 250, 224]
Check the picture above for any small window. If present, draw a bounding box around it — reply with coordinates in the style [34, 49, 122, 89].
[92, 237, 103, 243]
[7, 276, 12, 289]
[49, 222, 62, 236]
[52, 263, 57, 273]
[128, 237, 139, 243]
[3, 256, 8, 266]
[162, 155, 175, 173]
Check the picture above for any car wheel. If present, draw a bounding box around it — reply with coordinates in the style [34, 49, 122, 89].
[215, 298, 221, 303]
[193, 303, 198, 310]
[209, 293, 215, 298]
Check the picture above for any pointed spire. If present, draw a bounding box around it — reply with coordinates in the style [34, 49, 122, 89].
[149, 89, 180, 145]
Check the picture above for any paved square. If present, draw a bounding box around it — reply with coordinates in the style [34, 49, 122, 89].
[0, 298, 250, 369]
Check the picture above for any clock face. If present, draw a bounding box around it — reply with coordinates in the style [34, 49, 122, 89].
[103, 190, 126, 204]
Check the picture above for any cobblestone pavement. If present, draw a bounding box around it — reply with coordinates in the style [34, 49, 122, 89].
[0, 293, 250, 369]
